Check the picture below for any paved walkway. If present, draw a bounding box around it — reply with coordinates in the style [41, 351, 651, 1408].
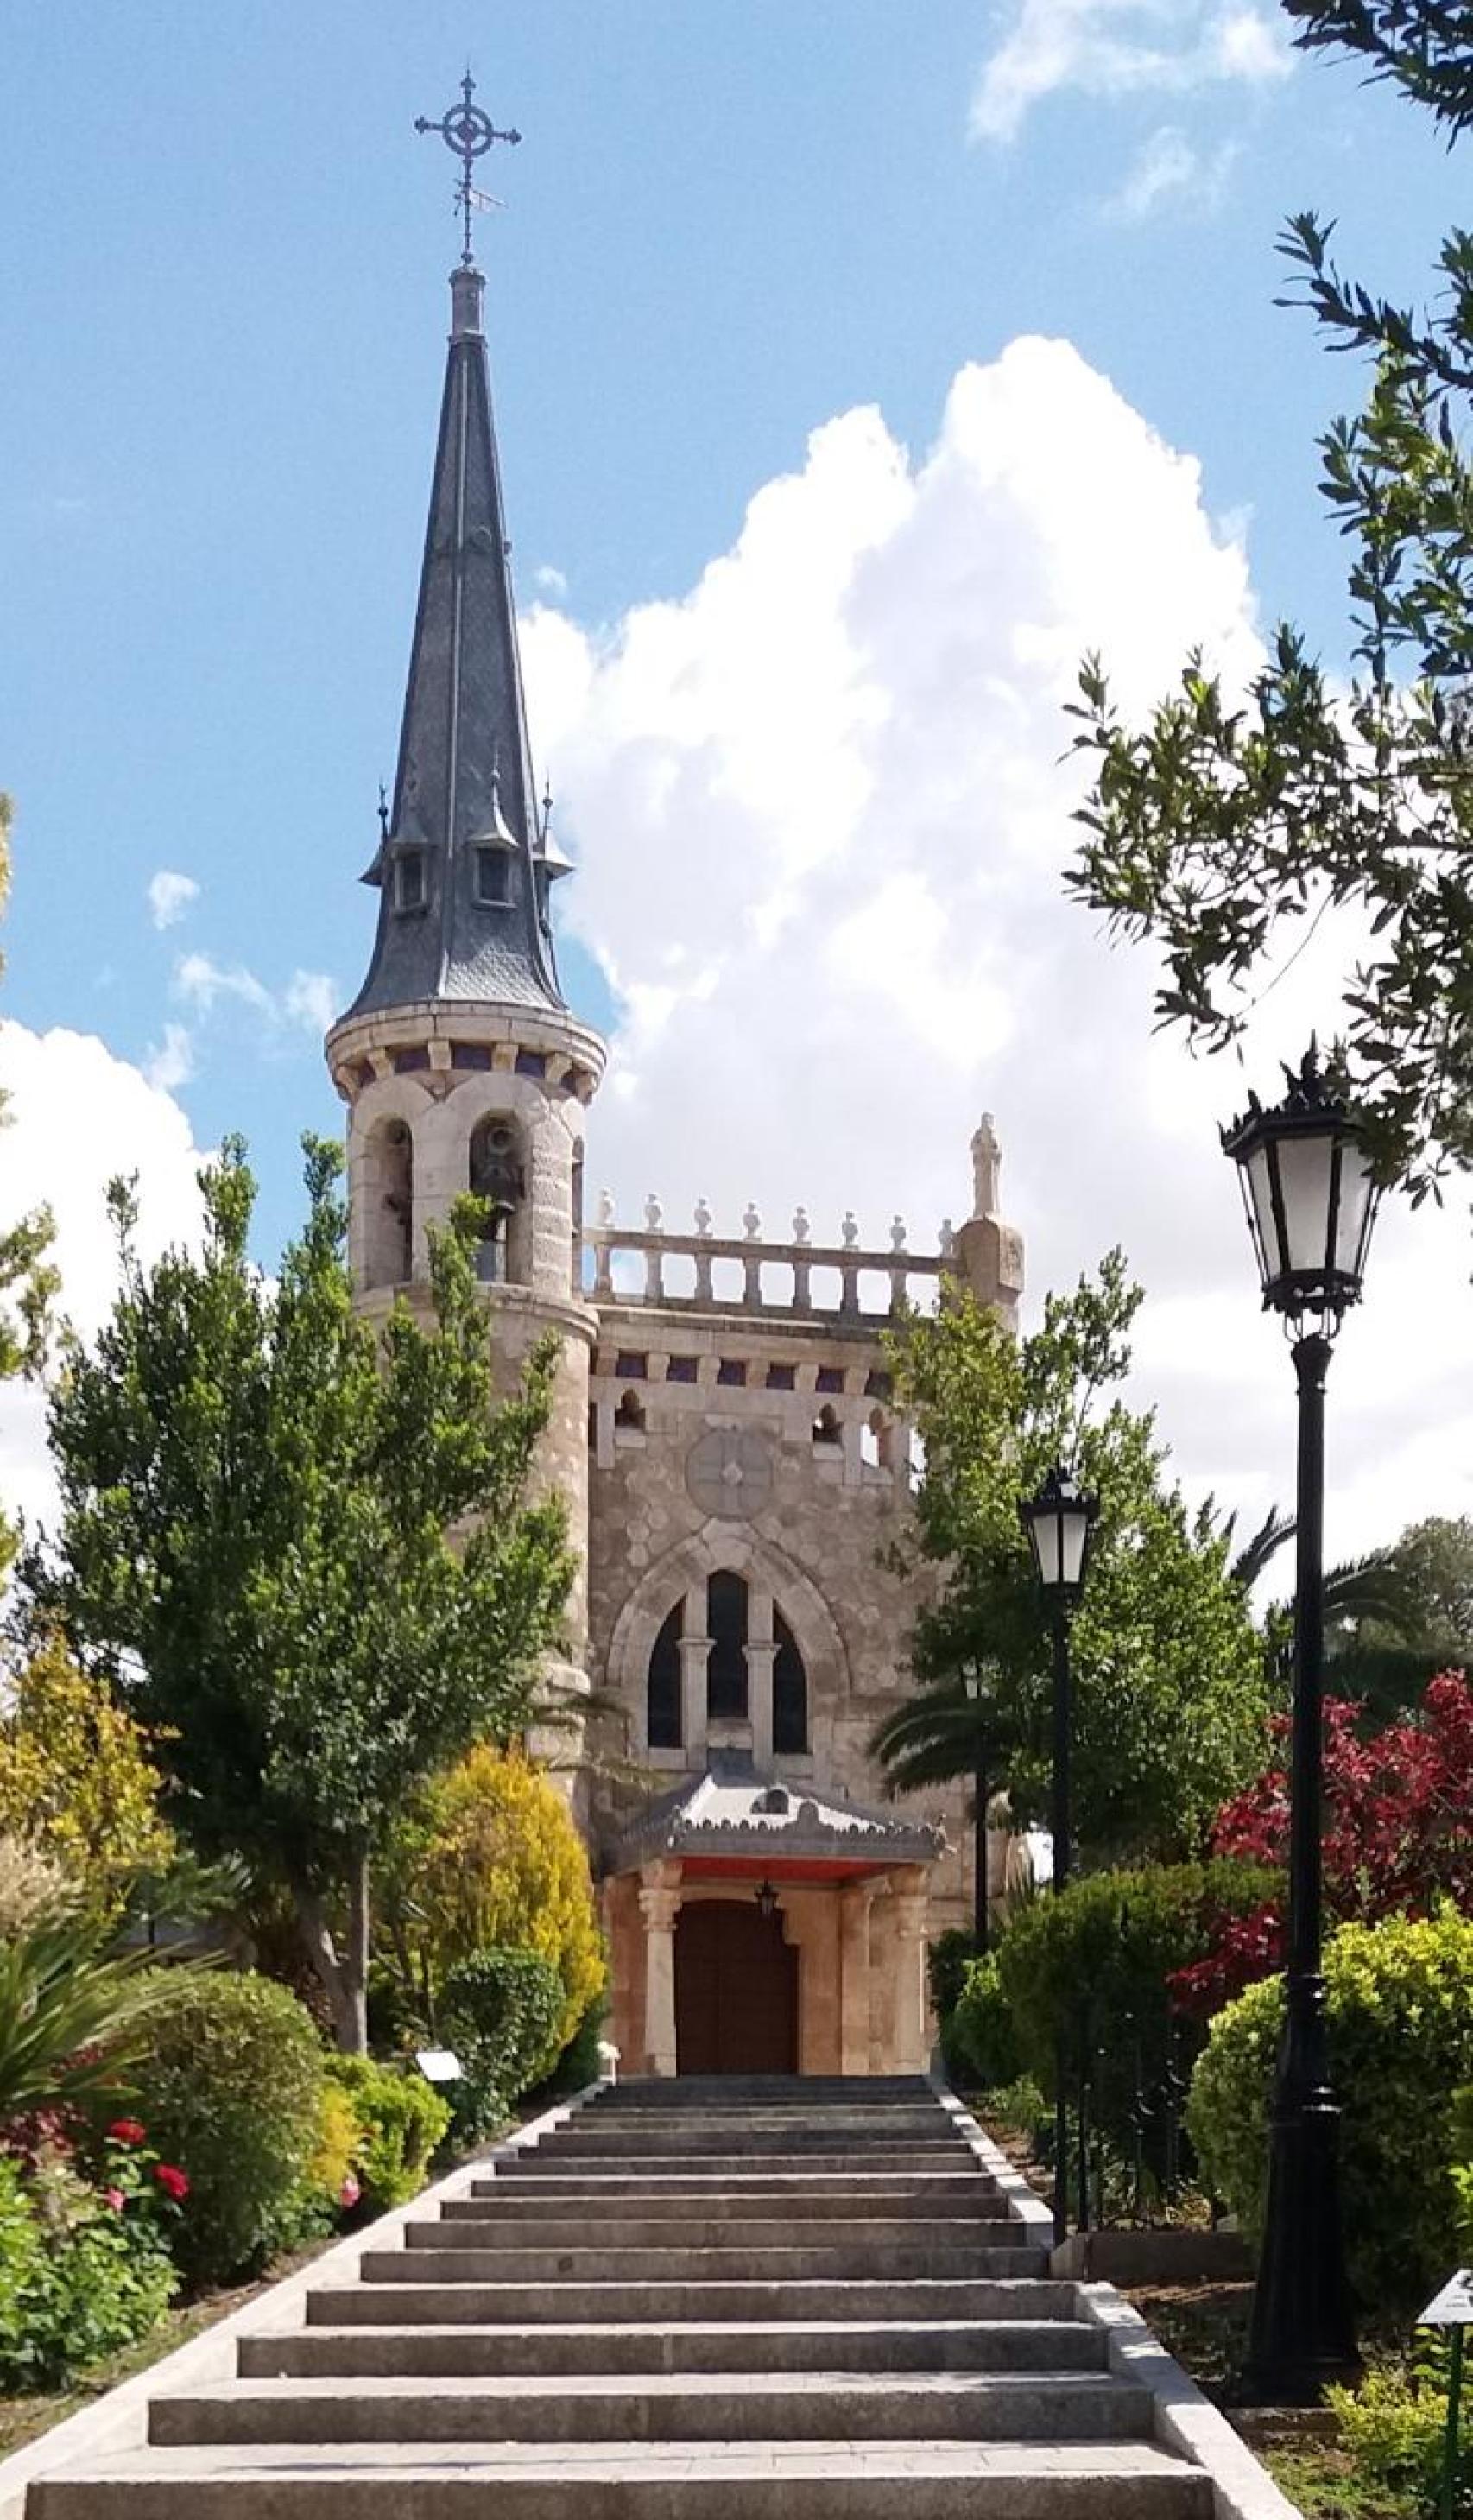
[30, 2076, 1216, 2517]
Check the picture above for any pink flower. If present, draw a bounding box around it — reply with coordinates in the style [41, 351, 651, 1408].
[108, 2119, 146, 2146]
[339, 2175, 361, 2210]
[154, 2163, 189, 2202]
[104, 2188, 125, 2213]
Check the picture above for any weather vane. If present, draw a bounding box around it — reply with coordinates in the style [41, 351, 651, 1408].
[414, 71, 521, 266]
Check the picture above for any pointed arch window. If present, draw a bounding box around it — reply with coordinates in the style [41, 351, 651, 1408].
[647, 1602, 683, 1750]
[773, 1611, 808, 1755]
[706, 1571, 749, 1722]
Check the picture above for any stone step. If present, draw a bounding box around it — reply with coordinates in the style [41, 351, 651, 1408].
[566, 2110, 952, 2132]
[419, 2214, 1027, 2250]
[451, 2187, 996, 2227]
[541, 2128, 961, 2153]
[308, 2276, 1070, 2327]
[152, 2370, 1156, 2448]
[361, 2243, 1044, 2284]
[598, 2080, 932, 2105]
[463, 2180, 1003, 2216]
[506, 2156, 966, 2177]
[241, 2318, 1113, 2382]
[28, 2439, 1215, 2517]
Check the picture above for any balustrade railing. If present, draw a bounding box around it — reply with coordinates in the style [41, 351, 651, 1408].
[584, 1197, 956, 1322]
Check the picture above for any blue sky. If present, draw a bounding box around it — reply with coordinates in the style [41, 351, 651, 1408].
[3, 4, 1470, 1555]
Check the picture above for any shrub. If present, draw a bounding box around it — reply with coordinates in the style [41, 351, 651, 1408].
[139, 1971, 326, 2282]
[927, 1928, 977, 2025]
[271, 2074, 366, 2252]
[1189, 1909, 1473, 2304]
[0, 2148, 178, 2390]
[0, 1909, 178, 2130]
[442, 1946, 565, 2141]
[949, 1953, 1021, 2093]
[326, 2055, 451, 2210]
[1329, 2345, 1469, 2517]
[994, 1858, 1278, 2166]
[0, 1637, 172, 1913]
[526, 1995, 609, 2108]
[381, 1748, 604, 2048]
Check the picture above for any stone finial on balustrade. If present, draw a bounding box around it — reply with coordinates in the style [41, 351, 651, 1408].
[793, 1206, 811, 1245]
[695, 1196, 713, 1238]
[644, 1193, 663, 1232]
[743, 1202, 762, 1242]
[842, 1211, 859, 1250]
[890, 1215, 907, 1253]
[597, 1187, 616, 1227]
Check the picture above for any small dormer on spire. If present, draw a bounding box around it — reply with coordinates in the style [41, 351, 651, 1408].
[346, 81, 569, 1023]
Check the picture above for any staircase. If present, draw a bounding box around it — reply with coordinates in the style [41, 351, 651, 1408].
[30, 2077, 1217, 2516]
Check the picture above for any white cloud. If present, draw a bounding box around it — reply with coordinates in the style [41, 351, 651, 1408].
[0, 1023, 209, 1543]
[175, 953, 274, 1018]
[174, 955, 338, 1040]
[1105, 124, 1240, 221]
[144, 1021, 193, 1092]
[972, 1, 1291, 142]
[146, 869, 199, 931]
[534, 564, 569, 598]
[282, 971, 338, 1036]
[522, 339, 1473, 1561]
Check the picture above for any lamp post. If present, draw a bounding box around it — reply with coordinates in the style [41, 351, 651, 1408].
[1223, 1042, 1382, 2402]
[1021, 1464, 1099, 2247]
[959, 1662, 989, 1953]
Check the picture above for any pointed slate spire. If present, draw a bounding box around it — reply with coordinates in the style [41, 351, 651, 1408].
[348, 260, 566, 1018]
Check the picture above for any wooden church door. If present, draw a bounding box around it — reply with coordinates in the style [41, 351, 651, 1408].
[674, 1898, 799, 2075]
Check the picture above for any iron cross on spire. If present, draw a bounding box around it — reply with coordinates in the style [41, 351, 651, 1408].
[414, 72, 521, 266]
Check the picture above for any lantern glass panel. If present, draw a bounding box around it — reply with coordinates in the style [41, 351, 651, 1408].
[1029, 1512, 1064, 1591]
[1242, 1143, 1278, 1288]
[1332, 1141, 1378, 1279]
[1275, 1130, 1337, 1279]
[1058, 1506, 1091, 1590]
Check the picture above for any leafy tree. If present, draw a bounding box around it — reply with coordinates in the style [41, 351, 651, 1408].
[884, 1256, 1268, 1860]
[28, 1137, 574, 2051]
[0, 1635, 172, 1911]
[1171, 1668, 1473, 2015]
[1065, 8, 1473, 1199]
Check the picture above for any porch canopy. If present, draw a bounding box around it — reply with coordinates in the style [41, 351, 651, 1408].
[604, 1753, 945, 2077]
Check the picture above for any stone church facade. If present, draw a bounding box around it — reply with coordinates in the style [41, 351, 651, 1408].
[325, 250, 1025, 2080]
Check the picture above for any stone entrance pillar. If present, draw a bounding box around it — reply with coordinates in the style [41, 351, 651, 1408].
[888, 1864, 930, 2074]
[838, 1883, 874, 2075]
[637, 1858, 683, 2077]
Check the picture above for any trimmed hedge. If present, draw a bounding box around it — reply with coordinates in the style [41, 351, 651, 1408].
[442, 1945, 565, 2141]
[949, 1953, 1021, 2092]
[325, 2055, 450, 2211]
[994, 1859, 1278, 2165]
[137, 1971, 326, 2283]
[1188, 1909, 1473, 2304]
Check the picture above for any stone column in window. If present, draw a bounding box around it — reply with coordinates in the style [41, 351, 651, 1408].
[888, 1865, 931, 2074]
[637, 1859, 682, 2077]
[838, 1882, 874, 2075]
[678, 1586, 709, 1758]
[748, 1588, 776, 1766]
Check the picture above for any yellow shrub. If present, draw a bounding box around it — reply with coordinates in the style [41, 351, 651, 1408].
[307, 2079, 362, 2206]
[0, 1637, 172, 1905]
[397, 1747, 604, 2045]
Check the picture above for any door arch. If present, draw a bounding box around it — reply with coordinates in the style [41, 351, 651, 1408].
[674, 1899, 798, 2075]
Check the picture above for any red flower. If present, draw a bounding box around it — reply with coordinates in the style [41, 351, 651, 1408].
[107, 2119, 146, 2146]
[339, 2174, 361, 2211]
[104, 2188, 125, 2213]
[154, 2163, 189, 2202]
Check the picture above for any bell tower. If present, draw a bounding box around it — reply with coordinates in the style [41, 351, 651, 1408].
[325, 93, 604, 1699]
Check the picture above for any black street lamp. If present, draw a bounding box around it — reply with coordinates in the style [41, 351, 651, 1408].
[1021, 1464, 1099, 2246]
[959, 1662, 990, 1953]
[1223, 1042, 1382, 2403]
